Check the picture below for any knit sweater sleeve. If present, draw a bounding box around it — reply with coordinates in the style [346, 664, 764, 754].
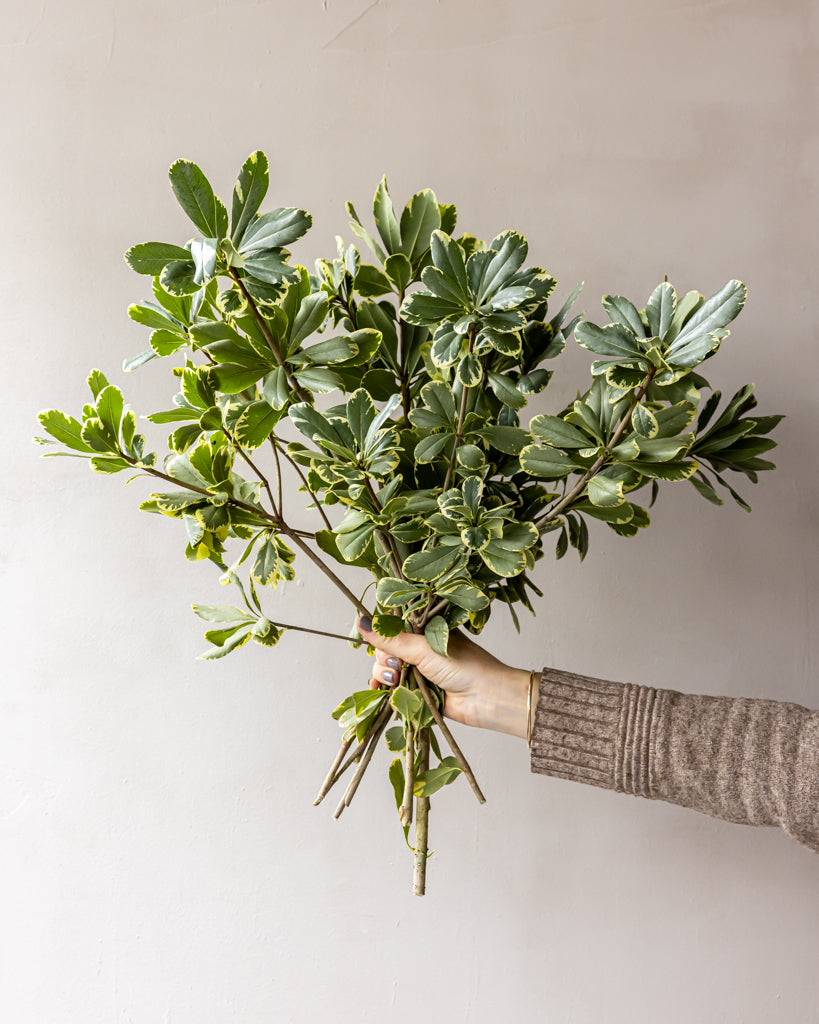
[529, 666, 819, 854]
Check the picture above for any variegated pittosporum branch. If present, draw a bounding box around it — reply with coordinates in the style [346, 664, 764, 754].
[36, 152, 783, 894]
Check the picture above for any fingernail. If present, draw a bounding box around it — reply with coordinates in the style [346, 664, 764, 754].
[387, 657, 400, 670]
[383, 669, 395, 685]
[359, 615, 372, 632]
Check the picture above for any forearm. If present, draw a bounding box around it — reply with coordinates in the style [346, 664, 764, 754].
[528, 666, 819, 854]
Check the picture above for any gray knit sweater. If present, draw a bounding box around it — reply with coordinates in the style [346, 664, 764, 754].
[529, 667, 819, 853]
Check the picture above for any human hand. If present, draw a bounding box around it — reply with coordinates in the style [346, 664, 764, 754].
[357, 616, 532, 739]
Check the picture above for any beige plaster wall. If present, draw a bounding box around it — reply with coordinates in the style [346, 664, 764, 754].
[2, 1, 817, 1020]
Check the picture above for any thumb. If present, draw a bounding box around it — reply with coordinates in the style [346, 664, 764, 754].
[357, 615, 431, 666]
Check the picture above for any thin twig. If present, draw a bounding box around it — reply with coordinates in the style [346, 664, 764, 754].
[271, 439, 334, 531]
[314, 698, 393, 804]
[400, 727, 415, 827]
[333, 708, 397, 818]
[274, 621, 359, 643]
[442, 323, 477, 493]
[410, 665, 485, 803]
[229, 269, 310, 402]
[270, 436, 284, 514]
[412, 728, 430, 896]
[313, 735, 354, 806]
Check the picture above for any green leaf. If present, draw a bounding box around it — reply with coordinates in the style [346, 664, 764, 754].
[631, 404, 659, 439]
[192, 604, 254, 623]
[602, 295, 645, 337]
[124, 242, 192, 276]
[664, 330, 724, 369]
[628, 459, 698, 481]
[373, 176, 401, 256]
[498, 520, 538, 551]
[239, 208, 313, 252]
[605, 366, 646, 390]
[627, 434, 694, 462]
[414, 756, 462, 797]
[376, 577, 425, 607]
[645, 282, 676, 338]
[231, 150, 269, 244]
[587, 472, 625, 507]
[400, 289, 465, 326]
[292, 366, 341, 393]
[243, 250, 296, 285]
[478, 540, 526, 578]
[468, 231, 528, 304]
[456, 444, 485, 471]
[209, 361, 269, 394]
[168, 159, 227, 237]
[364, 393, 402, 451]
[87, 369, 110, 400]
[347, 200, 387, 263]
[190, 237, 218, 285]
[400, 189, 441, 261]
[667, 280, 747, 351]
[261, 366, 290, 410]
[436, 581, 489, 611]
[290, 292, 329, 348]
[457, 353, 482, 387]
[390, 685, 424, 724]
[415, 432, 454, 463]
[361, 368, 398, 400]
[386, 726, 407, 753]
[165, 452, 208, 488]
[253, 618, 283, 647]
[713, 472, 752, 511]
[149, 329, 187, 356]
[519, 444, 576, 478]
[372, 613, 405, 638]
[252, 536, 295, 586]
[403, 546, 465, 582]
[418, 380, 456, 424]
[689, 472, 724, 506]
[355, 262, 393, 297]
[198, 624, 253, 659]
[529, 414, 589, 448]
[289, 403, 355, 453]
[429, 230, 470, 301]
[314, 529, 375, 570]
[472, 425, 530, 455]
[389, 757, 406, 813]
[425, 616, 449, 656]
[95, 385, 124, 437]
[384, 253, 412, 292]
[345, 389, 376, 450]
[487, 371, 525, 408]
[36, 410, 94, 453]
[302, 335, 356, 365]
[233, 400, 282, 449]
[160, 259, 199, 296]
[336, 522, 376, 561]
[574, 322, 643, 361]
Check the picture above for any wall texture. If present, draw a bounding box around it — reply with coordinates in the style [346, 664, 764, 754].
[3, 1, 818, 1021]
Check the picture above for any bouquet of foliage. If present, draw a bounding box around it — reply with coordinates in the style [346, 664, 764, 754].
[37, 151, 782, 894]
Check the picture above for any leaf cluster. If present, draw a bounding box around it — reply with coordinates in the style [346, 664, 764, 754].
[36, 152, 784, 858]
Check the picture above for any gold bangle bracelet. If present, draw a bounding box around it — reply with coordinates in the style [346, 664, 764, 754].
[526, 669, 537, 747]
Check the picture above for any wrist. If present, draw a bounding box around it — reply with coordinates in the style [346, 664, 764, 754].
[476, 665, 532, 739]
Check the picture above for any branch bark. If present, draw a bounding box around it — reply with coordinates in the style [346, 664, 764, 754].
[412, 728, 430, 896]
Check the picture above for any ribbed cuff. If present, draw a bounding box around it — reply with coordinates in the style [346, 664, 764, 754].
[529, 667, 659, 797]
